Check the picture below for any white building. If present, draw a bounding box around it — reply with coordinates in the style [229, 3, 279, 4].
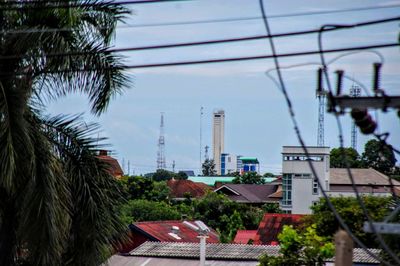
[281, 146, 400, 214]
[213, 110, 225, 175]
[281, 146, 330, 214]
[221, 153, 238, 175]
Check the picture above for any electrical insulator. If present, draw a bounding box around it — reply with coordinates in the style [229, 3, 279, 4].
[373, 63, 382, 93]
[335, 70, 344, 96]
[351, 108, 377, 135]
[317, 68, 323, 94]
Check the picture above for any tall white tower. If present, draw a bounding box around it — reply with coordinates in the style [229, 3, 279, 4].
[212, 110, 225, 175]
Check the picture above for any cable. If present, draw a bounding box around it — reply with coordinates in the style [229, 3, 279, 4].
[318, 24, 400, 265]
[1, 15, 398, 63]
[2, 3, 400, 34]
[258, 0, 394, 265]
[0, 0, 189, 10]
[0, 42, 397, 78]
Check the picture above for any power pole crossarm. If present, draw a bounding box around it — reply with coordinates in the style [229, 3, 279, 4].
[330, 96, 400, 110]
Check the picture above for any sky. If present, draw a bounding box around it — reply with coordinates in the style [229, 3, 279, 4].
[47, 0, 400, 175]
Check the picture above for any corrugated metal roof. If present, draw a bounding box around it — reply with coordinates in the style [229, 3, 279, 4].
[330, 168, 400, 186]
[233, 230, 257, 244]
[132, 221, 220, 243]
[125, 241, 380, 264]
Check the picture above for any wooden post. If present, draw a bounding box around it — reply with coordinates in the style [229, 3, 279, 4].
[334, 230, 353, 266]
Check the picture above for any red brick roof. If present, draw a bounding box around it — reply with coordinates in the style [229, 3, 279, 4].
[132, 220, 220, 243]
[97, 155, 123, 178]
[167, 179, 210, 198]
[233, 230, 257, 244]
[253, 214, 304, 245]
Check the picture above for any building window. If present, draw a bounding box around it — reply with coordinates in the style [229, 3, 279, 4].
[282, 174, 292, 206]
[228, 157, 231, 163]
[283, 155, 324, 161]
[313, 177, 319, 194]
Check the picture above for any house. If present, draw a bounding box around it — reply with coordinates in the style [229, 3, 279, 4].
[188, 176, 277, 187]
[97, 150, 123, 178]
[214, 184, 280, 204]
[233, 230, 257, 244]
[280, 146, 400, 214]
[253, 213, 304, 245]
[167, 179, 210, 200]
[120, 220, 219, 252]
[107, 241, 380, 266]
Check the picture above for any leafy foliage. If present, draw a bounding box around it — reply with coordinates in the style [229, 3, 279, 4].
[202, 158, 216, 176]
[0, 1, 129, 265]
[233, 171, 265, 184]
[259, 225, 334, 266]
[361, 139, 397, 175]
[120, 175, 170, 202]
[120, 199, 181, 224]
[310, 196, 392, 247]
[330, 147, 362, 168]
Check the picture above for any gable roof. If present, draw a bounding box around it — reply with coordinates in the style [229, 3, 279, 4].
[330, 168, 400, 186]
[97, 155, 124, 177]
[233, 230, 257, 244]
[188, 176, 237, 186]
[131, 220, 219, 243]
[214, 184, 279, 203]
[116, 241, 380, 264]
[253, 214, 304, 245]
[167, 179, 210, 198]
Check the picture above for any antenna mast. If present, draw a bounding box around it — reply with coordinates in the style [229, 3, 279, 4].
[316, 90, 327, 146]
[350, 84, 361, 150]
[200, 107, 204, 169]
[157, 113, 166, 169]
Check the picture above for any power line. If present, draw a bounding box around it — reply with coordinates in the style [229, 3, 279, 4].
[1, 16, 399, 61]
[1, 42, 398, 77]
[317, 24, 400, 265]
[1, 4, 400, 34]
[258, 0, 394, 265]
[0, 0, 189, 10]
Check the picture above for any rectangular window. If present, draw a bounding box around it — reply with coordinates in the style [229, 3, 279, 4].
[313, 177, 319, 194]
[282, 174, 292, 206]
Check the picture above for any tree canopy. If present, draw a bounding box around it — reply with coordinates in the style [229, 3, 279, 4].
[202, 158, 216, 176]
[233, 171, 266, 184]
[330, 147, 362, 168]
[361, 139, 397, 175]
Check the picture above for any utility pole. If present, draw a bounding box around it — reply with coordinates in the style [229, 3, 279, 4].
[157, 113, 166, 169]
[172, 160, 175, 173]
[316, 90, 327, 147]
[334, 230, 353, 266]
[127, 160, 130, 176]
[204, 145, 209, 161]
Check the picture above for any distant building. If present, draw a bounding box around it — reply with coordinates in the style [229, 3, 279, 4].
[280, 146, 400, 214]
[238, 157, 260, 174]
[214, 184, 280, 204]
[213, 110, 225, 175]
[220, 153, 238, 175]
[120, 220, 219, 252]
[97, 150, 124, 178]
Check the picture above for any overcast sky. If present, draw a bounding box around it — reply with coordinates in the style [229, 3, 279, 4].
[47, 0, 400, 175]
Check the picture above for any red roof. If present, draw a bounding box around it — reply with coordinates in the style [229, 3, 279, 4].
[97, 155, 123, 178]
[132, 220, 220, 243]
[167, 179, 210, 198]
[253, 214, 304, 245]
[233, 230, 257, 244]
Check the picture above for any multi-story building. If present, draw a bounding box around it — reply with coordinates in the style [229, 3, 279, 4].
[221, 153, 237, 175]
[281, 146, 330, 214]
[213, 110, 225, 175]
[239, 157, 260, 174]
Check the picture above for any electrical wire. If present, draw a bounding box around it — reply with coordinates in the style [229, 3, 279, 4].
[0, 0, 188, 10]
[258, 0, 395, 264]
[2, 3, 400, 34]
[318, 24, 400, 265]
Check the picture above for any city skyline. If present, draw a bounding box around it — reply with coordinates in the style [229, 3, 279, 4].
[46, 0, 400, 175]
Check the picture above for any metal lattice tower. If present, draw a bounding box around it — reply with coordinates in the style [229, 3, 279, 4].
[316, 90, 327, 146]
[157, 113, 166, 169]
[350, 84, 361, 150]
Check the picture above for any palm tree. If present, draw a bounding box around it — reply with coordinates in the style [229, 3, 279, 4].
[0, 1, 129, 265]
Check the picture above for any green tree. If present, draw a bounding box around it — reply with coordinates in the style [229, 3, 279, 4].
[362, 139, 397, 175]
[0, 2, 129, 265]
[330, 147, 362, 168]
[176, 171, 189, 180]
[202, 158, 216, 176]
[259, 225, 334, 266]
[233, 172, 265, 184]
[122, 175, 170, 202]
[152, 169, 175, 181]
[120, 199, 180, 224]
[310, 196, 392, 247]
[263, 172, 275, 177]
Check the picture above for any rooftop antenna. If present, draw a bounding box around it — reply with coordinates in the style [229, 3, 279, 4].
[157, 113, 166, 169]
[316, 68, 327, 146]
